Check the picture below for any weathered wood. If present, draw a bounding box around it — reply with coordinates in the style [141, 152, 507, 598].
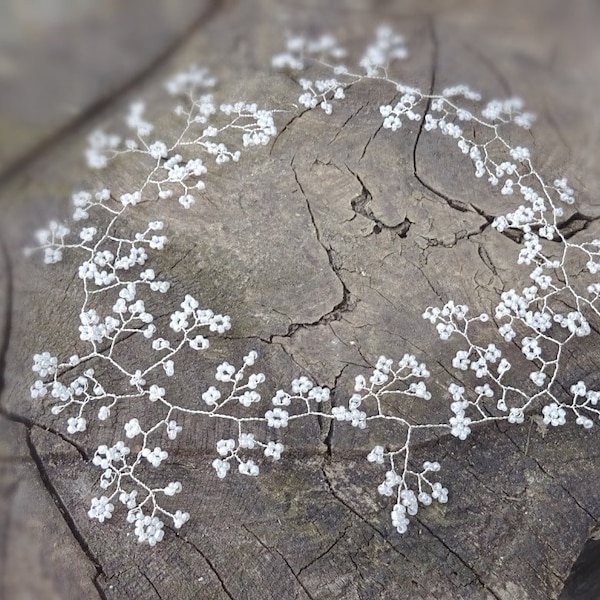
[0, 418, 101, 599]
[1, 1, 600, 599]
[0, 0, 216, 177]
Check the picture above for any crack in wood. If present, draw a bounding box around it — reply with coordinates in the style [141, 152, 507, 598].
[25, 427, 107, 600]
[166, 528, 237, 600]
[409, 18, 525, 249]
[560, 536, 600, 600]
[329, 103, 365, 146]
[318, 463, 419, 568]
[557, 211, 599, 239]
[345, 163, 412, 237]
[295, 522, 352, 577]
[0, 237, 13, 410]
[268, 162, 356, 339]
[0, 408, 88, 460]
[477, 244, 499, 278]
[412, 516, 503, 600]
[138, 567, 163, 600]
[500, 425, 597, 522]
[242, 524, 317, 600]
[269, 106, 312, 156]
[320, 365, 349, 458]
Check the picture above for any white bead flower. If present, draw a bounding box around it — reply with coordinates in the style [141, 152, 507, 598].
[119, 490, 138, 509]
[202, 386, 221, 406]
[239, 390, 261, 407]
[166, 420, 182, 440]
[391, 504, 410, 534]
[238, 459, 259, 476]
[173, 510, 190, 529]
[67, 416, 87, 434]
[449, 413, 472, 440]
[308, 386, 330, 403]
[272, 390, 291, 406]
[264, 441, 284, 460]
[30, 380, 47, 399]
[291, 376, 313, 394]
[209, 314, 231, 333]
[212, 458, 231, 479]
[88, 496, 114, 522]
[148, 385, 165, 402]
[27, 26, 600, 546]
[163, 481, 182, 496]
[215, 362, 235, 382]
[431, 482, 448, 503]
[238, 433, 256, 449]
[134, 514, 164, 546]
[367, 445, 385, 464]
[124, 418, 142, 438]
[542, 403, 566, 427]
[216, 439, 235, 457]
[142, 446, 168, 467]
[32, 352, 58, 377]
[265, 408, 289, 428]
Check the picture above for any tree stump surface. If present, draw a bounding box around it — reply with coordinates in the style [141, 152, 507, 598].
[1, 1, 600, 599]
[0, 0, 215, 179]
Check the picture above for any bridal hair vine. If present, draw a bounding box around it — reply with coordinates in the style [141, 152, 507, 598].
[26, 26, 600, 546]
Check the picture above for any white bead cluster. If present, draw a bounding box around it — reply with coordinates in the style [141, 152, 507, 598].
[27, 26, 600, 545]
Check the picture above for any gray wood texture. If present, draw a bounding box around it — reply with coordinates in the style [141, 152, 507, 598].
[1, 1, 600, 598]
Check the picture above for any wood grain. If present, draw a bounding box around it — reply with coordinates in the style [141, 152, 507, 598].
[1, 1, 600, 598]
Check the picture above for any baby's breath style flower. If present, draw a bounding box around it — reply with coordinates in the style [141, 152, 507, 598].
[88, 496, 114, 523]
[26, 25, 600, 546]
[265, 408, 289, 429]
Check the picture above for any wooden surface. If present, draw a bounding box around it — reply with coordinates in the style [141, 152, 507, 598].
[1, 1, 600, 599]
[0, 0, 216, 178]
